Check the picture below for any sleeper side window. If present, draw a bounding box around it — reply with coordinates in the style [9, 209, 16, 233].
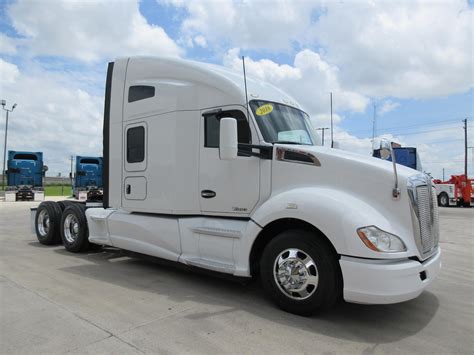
[128, 85, 155, 103]
[204, 110, 251, 149]
[127, 126, 145, 163]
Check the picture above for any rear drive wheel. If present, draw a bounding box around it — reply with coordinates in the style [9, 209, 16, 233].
[60, 204, 90, 252]
[57, 200, 76, 211]
[438, 192, 449, 207]
[35, 201, 62, 245]
[260, 229, 341, 316]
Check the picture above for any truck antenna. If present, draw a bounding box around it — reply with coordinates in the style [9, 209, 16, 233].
[330, 92, 334, 148]
[372, 103, 377, 150]
[242, 56, 250, 122]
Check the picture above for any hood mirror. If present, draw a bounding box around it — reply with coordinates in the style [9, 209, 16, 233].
[379, 140, 392, 160]
[379, 139, 400, 200]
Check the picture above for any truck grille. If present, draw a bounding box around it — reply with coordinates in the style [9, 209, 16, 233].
[408, 175, 439, 258]
[416, 185, 439, 254]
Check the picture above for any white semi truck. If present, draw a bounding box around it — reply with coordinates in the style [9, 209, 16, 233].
[33, 57, 441, 315]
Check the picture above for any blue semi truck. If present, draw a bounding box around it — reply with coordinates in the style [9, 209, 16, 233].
[373, 146, 422, 171]
[6, 150, 45, 201]
[72, 156, 103, 201]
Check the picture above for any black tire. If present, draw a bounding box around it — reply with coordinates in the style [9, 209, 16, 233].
[260, 229, 342, 316]
[35, 201, 62, 245]
[60, 204, 90, 252]
[438, 192, 449, 207]
[57, 200, 76, 211]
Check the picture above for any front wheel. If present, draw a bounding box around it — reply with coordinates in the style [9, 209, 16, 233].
[260, 229, 342, 316]
[438, 192, 449, 207]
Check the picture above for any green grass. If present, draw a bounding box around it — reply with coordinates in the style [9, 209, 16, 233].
[44, 185, 72, 196]
[0, 184, 72, 195]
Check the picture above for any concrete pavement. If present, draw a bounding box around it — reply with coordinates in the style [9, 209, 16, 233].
[1, 200, 473, 354]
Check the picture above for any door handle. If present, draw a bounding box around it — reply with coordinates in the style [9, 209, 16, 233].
[126, 184, 131, 194]
[201, 190, 216, 198]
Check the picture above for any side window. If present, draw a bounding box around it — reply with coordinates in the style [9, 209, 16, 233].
[127, 126, 145, 163]
[128, 85, 155, 103]
[204, 110, 251, 148]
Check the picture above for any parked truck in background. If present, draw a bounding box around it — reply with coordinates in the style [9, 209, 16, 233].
[433, 175, 473, 207]
[6, 150, 45, 201]
[32, 57, 441, 315]
[72, 156, 103, 201]
[373, 146, 422, 171]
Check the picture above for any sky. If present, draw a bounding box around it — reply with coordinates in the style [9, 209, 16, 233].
[0, 0, 473, 179]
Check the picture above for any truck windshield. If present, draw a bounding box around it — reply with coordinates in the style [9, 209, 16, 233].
[81, 159, 100, 165]
[13, 153, 37, 161]
[250, 100, 317, 145]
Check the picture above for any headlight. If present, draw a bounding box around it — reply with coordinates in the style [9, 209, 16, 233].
[357, 226, 407, 252]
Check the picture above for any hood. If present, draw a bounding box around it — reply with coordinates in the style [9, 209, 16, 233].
[280, 144, 420, 183]
[271, 143, 425, 216]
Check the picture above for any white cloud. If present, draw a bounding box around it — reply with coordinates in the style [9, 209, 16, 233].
[223, 48, 300, 81]
[223, 48, 369, 115]
[161, 0, 317, 51]
[0, 34, 17, 54]
[164, 0, 473, 99]
[379, 100, 400, 115]
[333, 130, 374, 155]
[0, 59, 20, 84]
[312, 113, 342, 126]
[7, 0, 182, 62]
[313, 0, 473, 98]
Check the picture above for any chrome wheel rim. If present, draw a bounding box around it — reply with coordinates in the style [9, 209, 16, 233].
[63, 214, 79, 244]
[37, 209, 50, 237]
[273, 248, 319, 300]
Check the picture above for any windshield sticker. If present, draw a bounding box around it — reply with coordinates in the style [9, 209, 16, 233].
[255, 104, 273, 116]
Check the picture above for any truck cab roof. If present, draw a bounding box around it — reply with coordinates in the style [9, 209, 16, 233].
[114, 56, 303, 113]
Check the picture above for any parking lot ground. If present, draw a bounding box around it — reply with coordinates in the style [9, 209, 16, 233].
[1, 200, 473, 354]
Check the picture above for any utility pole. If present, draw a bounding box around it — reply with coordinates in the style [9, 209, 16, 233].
[1, 100, 17, 190]
[463, 118, 468, 178]
[442, 168, 445, 181]
[330, 92, 334, 148]
[316, 127, 330, 146]
[468, 146, 474, 176]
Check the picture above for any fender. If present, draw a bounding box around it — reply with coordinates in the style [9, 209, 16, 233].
[244, 187, 415, 264]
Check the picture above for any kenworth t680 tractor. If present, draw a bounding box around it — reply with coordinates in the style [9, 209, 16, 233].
[32, 57, 441, 315]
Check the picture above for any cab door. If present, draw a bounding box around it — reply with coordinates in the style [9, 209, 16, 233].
[199, 108, 260, 215]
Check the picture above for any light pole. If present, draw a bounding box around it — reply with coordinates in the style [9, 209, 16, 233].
[1, 100, 17, 190]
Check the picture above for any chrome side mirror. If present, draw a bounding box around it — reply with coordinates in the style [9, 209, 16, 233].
[380, 139, 400, 199]
[219, 117, 238, 160]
